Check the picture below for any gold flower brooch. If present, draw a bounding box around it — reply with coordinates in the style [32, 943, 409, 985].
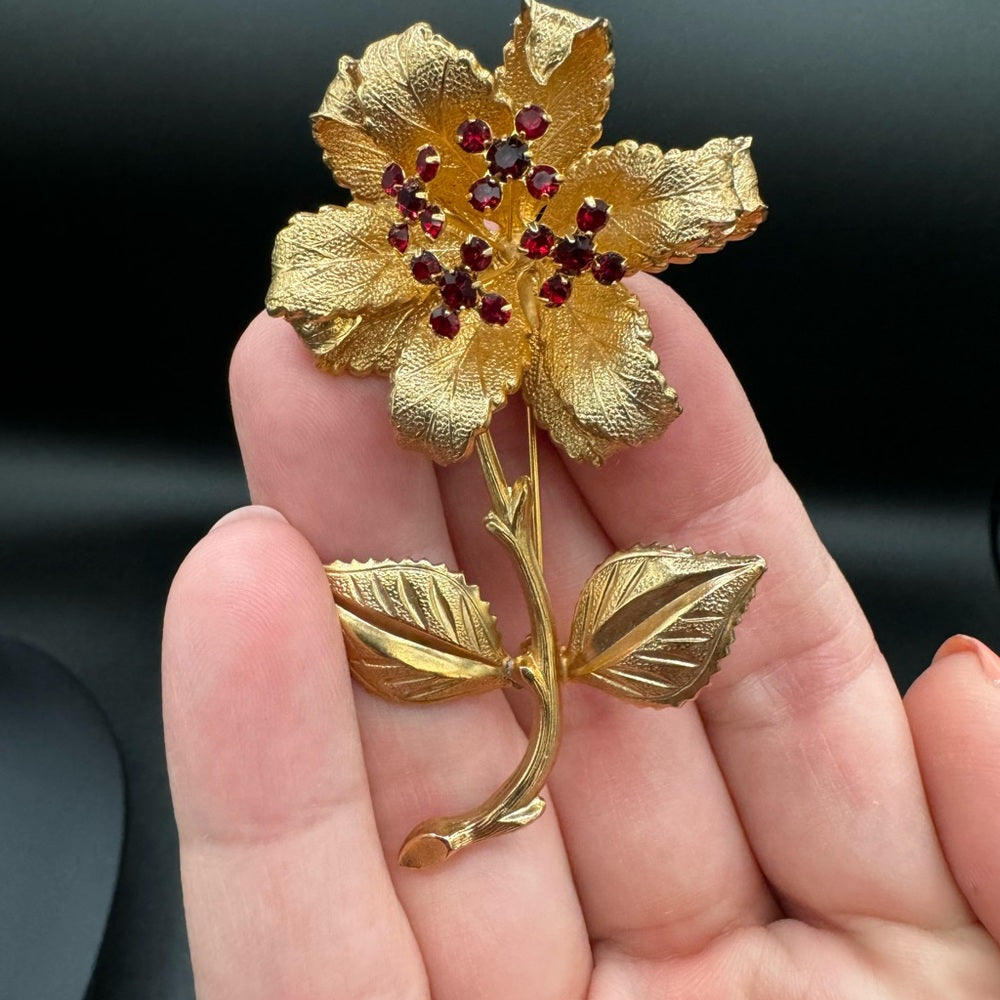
[267, 1, 767, 868]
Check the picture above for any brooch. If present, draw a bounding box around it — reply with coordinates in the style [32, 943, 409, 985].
[267, 0, 767, 868]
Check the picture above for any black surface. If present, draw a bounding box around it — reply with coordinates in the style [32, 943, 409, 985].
[2, 1, 999, 997]
[4, 0, 999, 497]
[0, 638, 124, 1000]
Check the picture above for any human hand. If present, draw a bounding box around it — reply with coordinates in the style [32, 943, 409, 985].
[163, 275, 1000, 998]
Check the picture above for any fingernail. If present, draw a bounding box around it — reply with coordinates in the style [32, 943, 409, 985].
[933, 633, 1000, 685]
[210, 504, 288, 532]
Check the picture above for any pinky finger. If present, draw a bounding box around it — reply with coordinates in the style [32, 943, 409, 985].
[905, 635, 1000, 940]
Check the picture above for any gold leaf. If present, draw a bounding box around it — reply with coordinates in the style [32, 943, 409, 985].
[523, 279, 679, 463]
[542, 137, 767, 273]
[390, 297, 531, 464]
[311, 56, 390, 201]
[266, 201, 417, 319]
[298, 299, 429, 377]
[495, 0, 614, 171]
[567, 547, 766, 706]
[326, 559, 510, 703]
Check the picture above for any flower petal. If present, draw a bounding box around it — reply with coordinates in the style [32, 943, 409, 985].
[390, 308, 530, 465]
[524, 279, 679, 464]
[297, 299, 430, 377]
[313, 24, 511, 228]
[311, 56, 392, 201]
[496, 1, 613, 171]
[724, 140, 768, 242]
[542, 137, 767, 273]
[523, 363, 619, 465]
[267, 201, 417, 319]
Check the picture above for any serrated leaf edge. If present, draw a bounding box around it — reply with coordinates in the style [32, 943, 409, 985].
[325, 557, 507, 666]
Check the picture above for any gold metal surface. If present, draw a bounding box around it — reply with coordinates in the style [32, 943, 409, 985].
[325, 559, 510, 703]
[269, 1, 769, 867]
[566, 547, 766, 706]
[523, 279, 680, 463]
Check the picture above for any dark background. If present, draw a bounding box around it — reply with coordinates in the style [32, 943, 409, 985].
[2, 2, 998, 997]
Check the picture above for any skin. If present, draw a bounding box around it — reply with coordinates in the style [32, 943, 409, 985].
[163, 274, 1000, 999]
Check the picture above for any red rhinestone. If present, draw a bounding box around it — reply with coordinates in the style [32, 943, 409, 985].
[576, 197, 610, 234]
[479, 293, 512, 326]
[410, 251, 442, 284]
[525, 165, 560, 199]
[519, 223, 556, 259]
[456, 118, 492, 153]
[461, 236, 493, 272]
[387, 222, 409, 253]
[515, 104, 550, 140]
[593, 251, 627, 285]
[553, 233, 595, 274]
[396, 179, 427, 219]
[539, 273, 572, 307]
[439, 269, 478, 310]
[486, 135, 532, 181]
[415, 145, 440, 182]
[429, 306, 460, 339]
[468, 176, 503, 212]
[419, 206, 445, 239]
[381, 162, 404, 196]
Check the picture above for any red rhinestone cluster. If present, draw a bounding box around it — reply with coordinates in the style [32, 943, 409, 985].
[450, 105, 627, 308]
[382, 145, 445, 253]
[379, 104, 627, 333]
[456, 104, 561, 214]
[531, 196, 627, 308]
[409, 235, 512, 338]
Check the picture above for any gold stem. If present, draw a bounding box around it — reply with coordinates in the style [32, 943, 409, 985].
[475, 429, 508, 512]
[526, 406, 543, 573]
[397, 430, 561, 868]
[504, 182, 517, 242]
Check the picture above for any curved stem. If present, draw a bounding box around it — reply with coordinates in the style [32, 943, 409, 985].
[397, 427, 562, 868]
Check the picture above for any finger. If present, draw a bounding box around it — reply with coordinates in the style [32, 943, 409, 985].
[163, 508, 428, 999]
[561, 274, 970, 929]
[906, 635, 1000, 938]
[438, 400, 779, 960]
[230, 316, 591, 1000]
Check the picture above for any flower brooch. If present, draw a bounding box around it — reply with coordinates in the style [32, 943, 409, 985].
[267, 1, 767, 868]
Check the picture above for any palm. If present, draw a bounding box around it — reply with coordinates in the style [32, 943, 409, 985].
[163, 276, 1000, 998]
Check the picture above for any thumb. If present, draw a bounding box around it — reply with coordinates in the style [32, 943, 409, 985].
[905, 634, 1000, 941]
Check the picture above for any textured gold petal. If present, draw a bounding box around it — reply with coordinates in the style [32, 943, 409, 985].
[296, 298, 429, 377]
[314, 23, 512, 232]
[311, 56, 389, 201]
[266, 201, 417, 319]
[722, 139, 768, 242]
[523, 362, 618, 464]
[390, 305, 531, 465]
[524, 279, 679, 463]
[495, 0, 613, 171]
[542, 137, 766, 273]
